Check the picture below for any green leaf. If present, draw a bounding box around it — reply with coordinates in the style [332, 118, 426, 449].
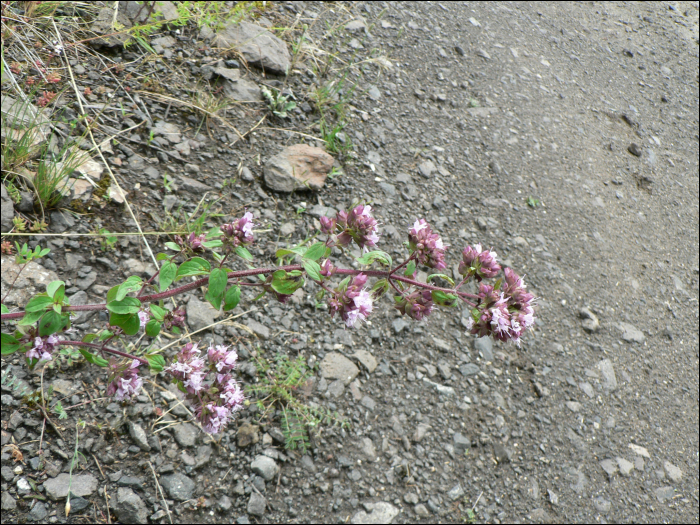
[175, 257, 211, 280]
[38, 311, 65, 336]
[46, 281, 65, 299]
[223, 285, 241, 311]
[116, 276, 143, 301]
[1, 333, 20, 355]
[106, 297, 142, 315]
[370, 278, 390, 299]
[356, 250, 392, 267]
[98, 330, 113, 342]
[25, 295, 53, 313]
[275, 246, 306, 259]
[145, 320, 161, 337]
[109, 312, 140, 336]
[493, 277, 503, 291]
[404, 260, 416, 277]
[302, 259, 322, 281]
[271, 270, 305, 295]
[304, 242, 327, 261]
[431, 290, 459, 308]
[149, 304, 167, 321]
[18, 310, 44, 326]
[427, 273, 455, 286]
[1, 304, 9, 314]
[205, 289, 222, 311]
[165, 241, 181, 251]
[106, 285, 120, 303]
[159, 260, 177, 292]
[146, 354, 166, 372]
[315, 289, 326, 301]
[202, 240, 223, 248]
[206, 226, 222, 239]
[156, 252, 170, 261]
[82, 333, 98, 343]
[235, 246, 253, 261]
[78, 349, 109, 367]
[208, 268, 228, 300]
[52, 284, 65, 305]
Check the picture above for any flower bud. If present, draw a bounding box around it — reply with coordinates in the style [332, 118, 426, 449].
[320, 258, 336, 277]
[320, 216, 336, 234]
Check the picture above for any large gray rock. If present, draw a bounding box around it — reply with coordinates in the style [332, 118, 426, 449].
[1, 255, 59, 307]
[1, 184, 14, 233]
[43, 474, 98, 499]
[251, 455, 279, 481]
[617, 322, 645, 343]
[264, 145, 334, 193]
[351, 502, 399, 524]
[320, 352, 360, 385]
[114, 487, 148, 524]
[213, 22, 291, 75]
[160, 473, 195, 501]
[186, 296, 220, 332]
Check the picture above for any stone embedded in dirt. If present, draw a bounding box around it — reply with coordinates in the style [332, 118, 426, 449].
[160, 473, 195, 501]
[172, 422, 197, 447]
[223, 75, 263, 101]
[597, 359, 618, 391]
[629, 443, 651, 458]
[628, 143, 643, 156]
[127, 421, 151, 451]
[453, 433, 471, 455]
[617, 457, 634, 476]
[114, 487, 148, 524]
[185, 296, 221, 331]
[237, 423, 260, 448]
[600, 458, 618, 479]
[352, 349, 377, 372]
[245, 319, 271, 339]
[178, 175, 212, 194]
[474, 336, 494, 361]
[43, 473, 98, 499]
[579, 307, 600, 333]
[617, 322, 645, 343]
[1, 255, 59, 307]
[264, 145, 334, 193]
[320, 353, 359, 386]
[213, 22, 291, 75]
[351, 502, 399, 524]
[655, 486, 676, 503]
[664, 461, 684, 483]
[418, 160, 435, 178]
[248, 492, 267, 516]
[1, 185, 14, 232]
[251, 455, 279, 481]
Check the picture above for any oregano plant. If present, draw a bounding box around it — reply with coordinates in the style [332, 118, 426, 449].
[1, 205, 537, 435]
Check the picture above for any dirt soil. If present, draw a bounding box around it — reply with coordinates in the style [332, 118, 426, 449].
[1, 1, 698, 524]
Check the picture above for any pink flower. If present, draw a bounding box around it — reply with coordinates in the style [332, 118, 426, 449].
[175, 232, 206, 253]
[138, 310, 150, 329]
[408, 219, 448, 270]
[328, 273, 374, 327]
[459, 244, 501, 281]
[320, 258, 336, 278]
[395, 289, 434, 321]
[330, 205, 380, 251]
[319, 216, 336, 234]
[221, 211, 255, 248]
[106, 359, 143, 401]
[26, 334, 60, 362]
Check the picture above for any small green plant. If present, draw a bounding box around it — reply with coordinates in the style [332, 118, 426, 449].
[5, 181, 22, 204]
[468, 97, 480, 108]
[246, 351, 349, 452]
[12, 216, 27, 232]
[96, 227, 118, 251]
[319, 118, 352, 157]
[261, 85, 297, 118]
[29, 220, 48, 233]
[1, 369, 31, 398]
[296, 206, 306, 215]
[526, 196, 540, 208]
[156, 193, 224, 240]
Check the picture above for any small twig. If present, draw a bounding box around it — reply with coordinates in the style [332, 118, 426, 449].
[148, 461, 173, 524]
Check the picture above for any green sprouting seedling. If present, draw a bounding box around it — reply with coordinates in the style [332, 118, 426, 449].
[12, 216, 27, 232]
[261, 86, 297, 118]
[97, 228, 118, 251]
[469, 98, 480, 108]
[5, 181, 21, 204]
[526, 196, 540, 208]
[245, 352, 349, 452]
[14, 242, 50, 265]
[296, 206, 306, 216]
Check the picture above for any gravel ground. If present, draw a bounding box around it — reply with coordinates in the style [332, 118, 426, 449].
[1, 1, 698, 523]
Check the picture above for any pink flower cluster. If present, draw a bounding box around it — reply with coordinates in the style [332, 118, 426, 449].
[321, 205, 380, 251]
[26, 334, 60, 362]
[175, 232, 206, 253]
[394, 289, 433, 321]
[162, 307, 186, 331]
[221, 211, 255, 249]
[466, 268, 536, 345]
[327, 273, 373, 327]
[106, 359, 144, 401]
[458, 244, 501, 281]
[164, 342, 245, 434]
[408, 219, 448, 270]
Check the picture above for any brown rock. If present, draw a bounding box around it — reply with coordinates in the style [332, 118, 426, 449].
[237, 423, 260, 448]
[264, 145, 334, 193]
